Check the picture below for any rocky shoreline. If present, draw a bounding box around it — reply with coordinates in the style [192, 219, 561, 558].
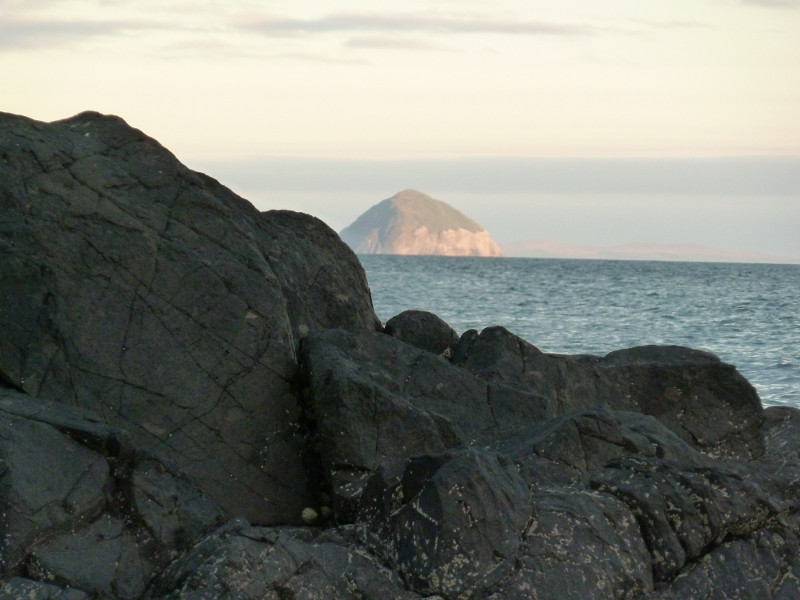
[1, 111, 798, 599]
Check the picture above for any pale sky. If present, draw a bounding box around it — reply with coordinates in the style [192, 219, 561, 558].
[3, 0, 800, 260]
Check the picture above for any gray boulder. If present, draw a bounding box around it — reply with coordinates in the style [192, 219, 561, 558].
[27, 516, 149, 600]
[300, 328, 550, 519]
[0, 578, 88, 599]
[497, 407, 710, 486]
[763, 405, 800, 464]
[358, 447, 532, 597]
[0, 110, 379, 524]
[641, 521, 800, 600]
[145, 519, 420, 600]
[591, 457, 792, 582]
[488, 487, 653, 600]
[596, 345, 764, 460]
[384, 309, 460, 356]
[300, 320, 799, 598]
[356, 445, 653, 599]
[453, 326, 764, 459]
[351, 405, 799, 599]
[0, 393, 109, 575]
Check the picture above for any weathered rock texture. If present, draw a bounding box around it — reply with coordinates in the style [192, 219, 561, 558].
[339, 189, 504, 256]
[451, 327, 765, 460]
[1, 111, 798, 599]
[0, 110, 379, 525]
[0, 389, 224, 597]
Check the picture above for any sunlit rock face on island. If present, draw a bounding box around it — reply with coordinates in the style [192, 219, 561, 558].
[340, 189, 503, 257]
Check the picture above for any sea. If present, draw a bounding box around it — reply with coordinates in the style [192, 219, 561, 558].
[357, 255, 800, 409]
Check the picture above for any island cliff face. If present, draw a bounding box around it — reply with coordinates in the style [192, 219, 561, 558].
[1, 111, 799, 600]
[340, 189, 503, 256]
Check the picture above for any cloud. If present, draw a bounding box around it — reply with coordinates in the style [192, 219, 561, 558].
[742, 0, 800, 7]
[0, 17, 111, 49]
[0, 1, 238, 53]
[643, 19, 710, 30]
[0, 7, 594, 57]
[238, 12, 595, 38]
[195, 156, 800, 197]
[0, 15, 162, 51]
[344, 36, 442, 51]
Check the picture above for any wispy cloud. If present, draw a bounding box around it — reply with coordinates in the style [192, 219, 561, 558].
[0, 0, 235, 53]
[0, 7, 594, 56]
[643, 19, 711, 30]
[0, 15, 163, 51]
[344, 36, 442, 51]
[742, 0, 800, 8]
[0, 17, 112, 49]
[238, 12, 595, 38]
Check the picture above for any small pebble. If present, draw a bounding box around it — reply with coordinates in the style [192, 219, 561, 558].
[301, 507, 319, 525]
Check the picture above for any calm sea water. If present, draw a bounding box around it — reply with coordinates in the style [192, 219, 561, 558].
[358, 255, 800, 409]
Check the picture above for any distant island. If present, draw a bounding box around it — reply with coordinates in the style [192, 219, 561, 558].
[340, 189, 503, 257]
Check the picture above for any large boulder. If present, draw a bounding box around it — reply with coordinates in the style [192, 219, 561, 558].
[488, 487, 653, 600]
[350, 405, 799, 599]
[302, 323, 767, 520]
[642, 521, 800, 600]
[384, 309, 460, 356]
[453, 326, 764, 459]
[591, 457, 793, 582]
[0, 111, 379, 524]
[299, 319, 799, 598]
[300, 328, 550, 518]
[497, 407, 710, 486]
[352, 415, 673, 599]
[357, 447, 533, 598]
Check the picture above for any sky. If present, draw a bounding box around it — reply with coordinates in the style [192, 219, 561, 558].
[2, 0, 800, 261]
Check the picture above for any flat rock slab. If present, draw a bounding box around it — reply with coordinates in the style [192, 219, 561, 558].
[0, 389, 224, 590]
[27, 515, 149, 600]
[0, 578, 88, 600]
[0, 392, 110, 574]
[146, 519, 420, 600]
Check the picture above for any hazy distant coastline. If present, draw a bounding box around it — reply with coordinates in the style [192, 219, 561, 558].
[193, 156, 800, 265]
[499, 240, 800, 265]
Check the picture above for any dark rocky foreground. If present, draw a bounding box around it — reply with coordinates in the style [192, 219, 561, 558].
[0, 111, 798, 599]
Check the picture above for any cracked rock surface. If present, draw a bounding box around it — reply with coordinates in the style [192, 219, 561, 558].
[0, 389, 225, 597]
[1, 111, 799, 598]
[0, 111, 379, 525]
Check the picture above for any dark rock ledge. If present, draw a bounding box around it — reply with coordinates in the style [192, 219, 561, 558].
[1, 111, 798, 599]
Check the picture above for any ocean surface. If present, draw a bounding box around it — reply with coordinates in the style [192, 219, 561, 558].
[358, 255, 800, 409]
